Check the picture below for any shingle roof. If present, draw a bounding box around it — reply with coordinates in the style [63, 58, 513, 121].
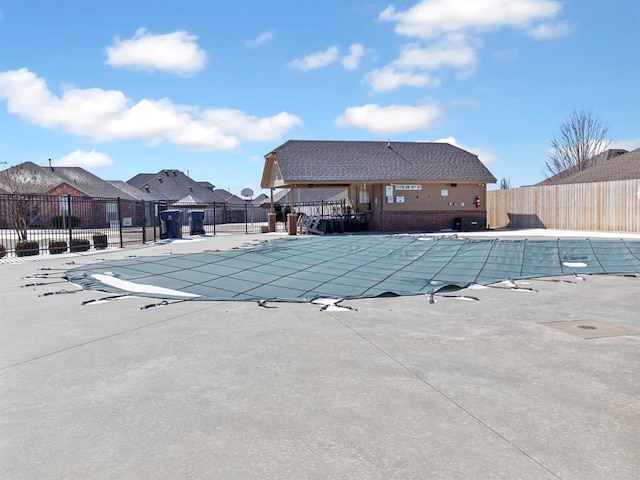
[51, 167, 138, 199]
[537, 149, 630, 185]
[0, 162, 62, 193]
[536, 149, 639, 185]
[0, 162, 137, 200]
[251, 193, 269, 205]
[553, 148, 640, 184]
[108, 180, 159, 201]
[267, 140, 497, 184]
[127, 170, 227, 203]
[213, 189, 246, 204]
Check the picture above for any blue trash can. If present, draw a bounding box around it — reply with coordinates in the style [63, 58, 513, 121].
[188, 210, 205, 235]
[159, 209, 183, 239]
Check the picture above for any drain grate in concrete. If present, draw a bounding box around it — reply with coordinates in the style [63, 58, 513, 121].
[540, 320, 639, 339]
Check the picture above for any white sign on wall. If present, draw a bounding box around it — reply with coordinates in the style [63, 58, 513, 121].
[441, 189, 449, 197]
[395, 184, 422, 190]
[396, 196, 405, 203]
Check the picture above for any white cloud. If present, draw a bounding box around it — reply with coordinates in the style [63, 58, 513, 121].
[201, 109, 303, 142]
[0, 68, 302, 151]
[378, 0, 562, 39]
[610, 138, 640, 151]
[434, 136, 499, 164]
[527, 22, 571, 39]
[372, 0, 566, 93]
[364, 34, 475, 92]
[105, 28, 207, 76]
[246, 30, 276, 47]
[342, 43, 366, 70]
[289, 46, 340, 70]
[393, 34, 478, 70]
[365, 67, 440, 93]
[53, 150, 114, 168]
[335, 103, 442, 136]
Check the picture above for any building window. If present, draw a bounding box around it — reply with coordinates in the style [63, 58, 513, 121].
[59, 197, 69, 218]
[106, 203, 118, 222]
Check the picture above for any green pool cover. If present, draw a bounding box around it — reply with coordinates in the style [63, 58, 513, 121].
[64, 235, 640, 303]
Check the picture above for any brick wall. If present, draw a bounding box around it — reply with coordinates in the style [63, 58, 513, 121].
[380, 210, 487, 232]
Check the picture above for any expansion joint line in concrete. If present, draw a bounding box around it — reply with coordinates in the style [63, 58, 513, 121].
[328, 313, 565, 480]
[0, 303, 215, 372]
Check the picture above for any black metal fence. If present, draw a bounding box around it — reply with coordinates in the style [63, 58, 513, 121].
[0, 194, 350, 259]
[164, 199, 348, 235]
[0, 194, 151, 258]
[167, 202, 275, 235]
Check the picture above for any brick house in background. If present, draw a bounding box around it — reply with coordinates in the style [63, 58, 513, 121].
[261, 140, 497, 232]
[0, 161, 141, 229]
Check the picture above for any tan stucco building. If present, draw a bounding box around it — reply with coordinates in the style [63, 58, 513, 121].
[261, 140, 497, 232]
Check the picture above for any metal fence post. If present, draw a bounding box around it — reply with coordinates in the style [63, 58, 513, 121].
[117, 197, 123, 248]
[245, 202, 248, 234]
[141, 200, 146, 243]
[213, 202, 216, 235]
[67, 194, 73, 247]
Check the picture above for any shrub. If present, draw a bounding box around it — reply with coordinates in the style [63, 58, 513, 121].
[70, 238, 91, 252]
[0, 244, 6, 259]
[93, 234, 108, 250]
[15, 240, 40, 257]
[48, 240, 68, 255]
[52, 216, 80, 229]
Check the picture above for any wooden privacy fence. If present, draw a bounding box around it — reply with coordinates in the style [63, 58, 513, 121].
[487, 179, 640, 232]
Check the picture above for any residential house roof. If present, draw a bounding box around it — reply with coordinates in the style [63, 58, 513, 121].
[108, 180, 159, 201]
[261, 140, 497, 188]
[251, 193, 269, 204]
[539, 148, 640, 185]
[213, 189, 246, 204]
[175, 194, 210, 205]
[0, 162, 138, 200]
[537, 149, 631, 185]
[127, 170, 227, 204]
[0, 161, 63, 193]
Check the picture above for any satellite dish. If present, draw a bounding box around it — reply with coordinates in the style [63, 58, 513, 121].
[241, 188, 254, 198]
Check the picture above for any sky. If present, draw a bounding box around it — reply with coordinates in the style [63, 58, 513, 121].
[0, 0, 638, 196]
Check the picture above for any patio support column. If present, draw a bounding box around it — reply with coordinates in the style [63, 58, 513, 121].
[287, 186, 297, 235]
[287, 213, 297, 236]
[268, 188, 276, 232]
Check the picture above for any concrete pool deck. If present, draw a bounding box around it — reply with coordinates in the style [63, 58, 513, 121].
[1, 229, 639, 479]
